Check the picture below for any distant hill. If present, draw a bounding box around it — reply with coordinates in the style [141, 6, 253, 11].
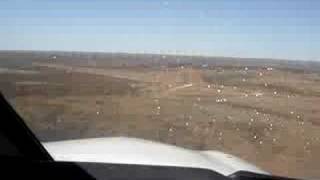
[1, 50, 320, 73]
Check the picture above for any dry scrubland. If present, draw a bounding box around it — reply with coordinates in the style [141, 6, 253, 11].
[1, 51, 320, 179]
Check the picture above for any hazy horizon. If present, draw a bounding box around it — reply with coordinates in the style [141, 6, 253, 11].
[0, 49, 317, 62]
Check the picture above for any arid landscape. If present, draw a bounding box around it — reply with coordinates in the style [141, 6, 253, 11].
[1, 51, 320, 179]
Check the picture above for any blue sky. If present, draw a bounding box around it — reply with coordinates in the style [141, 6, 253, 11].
[0, 0, 320, 60]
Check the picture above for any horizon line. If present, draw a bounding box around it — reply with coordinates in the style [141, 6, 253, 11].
[0, 49, 315, 62]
